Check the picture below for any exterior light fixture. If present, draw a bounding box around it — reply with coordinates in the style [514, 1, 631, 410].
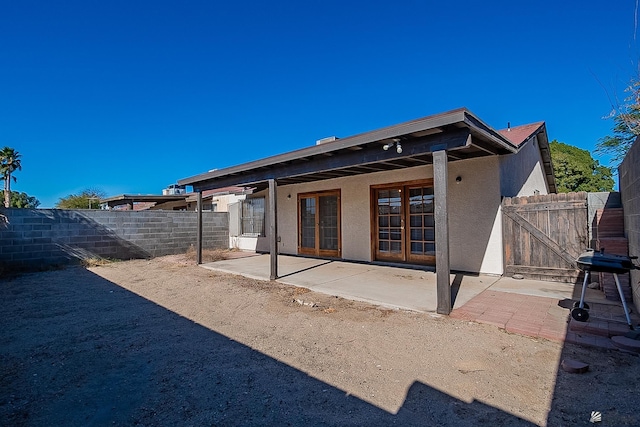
[383, 138, 402, 153]
[455, 176, 462, 184]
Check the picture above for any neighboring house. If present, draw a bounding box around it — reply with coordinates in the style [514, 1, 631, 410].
[181, 187, 250, 212]
[179, 108, 556, 313]
[100, 195, 188, 211]
[101, 186, 251, 212]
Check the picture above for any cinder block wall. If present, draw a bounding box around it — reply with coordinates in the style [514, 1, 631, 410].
[0, 209, 228, 270]
[587, 192, 621, 247]
[619, 137, 640, 312]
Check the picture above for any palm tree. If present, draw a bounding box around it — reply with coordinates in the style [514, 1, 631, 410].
[0, 147, 22, 208]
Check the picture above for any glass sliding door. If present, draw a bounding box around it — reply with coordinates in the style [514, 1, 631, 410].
[298, 190, 341, 257]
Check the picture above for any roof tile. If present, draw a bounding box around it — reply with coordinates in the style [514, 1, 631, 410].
[498, 122, 544, 146]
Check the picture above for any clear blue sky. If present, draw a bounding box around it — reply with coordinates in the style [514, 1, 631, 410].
[1, 1, 637, 207]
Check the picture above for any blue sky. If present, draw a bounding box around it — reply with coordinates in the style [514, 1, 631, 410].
[1, 1, 637, 207]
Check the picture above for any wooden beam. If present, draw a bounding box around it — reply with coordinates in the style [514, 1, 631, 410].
[433, 150, 451, 315]
[196, 191, 203, 265]
[469, 140, 497, 155]
[268, 179, 278, 280]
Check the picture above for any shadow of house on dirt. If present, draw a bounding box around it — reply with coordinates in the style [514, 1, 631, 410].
[0, 267, 535, 426]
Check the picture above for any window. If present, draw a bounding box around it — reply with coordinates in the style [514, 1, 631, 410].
[241, 197, 265, 236]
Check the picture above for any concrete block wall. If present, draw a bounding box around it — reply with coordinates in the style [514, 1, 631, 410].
[619, 136, 640, 312]
[0, 209, 228, 271]
[587, 192, 621, 247]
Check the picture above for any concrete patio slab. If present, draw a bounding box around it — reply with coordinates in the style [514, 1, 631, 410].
[488, 276, 612, 304]
[201, 253, 636, 350]
[201, 254, 499, 312]
[488, 277, 576, 300]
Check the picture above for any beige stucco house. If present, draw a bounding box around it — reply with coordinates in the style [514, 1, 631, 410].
[179, 108, 556, 313]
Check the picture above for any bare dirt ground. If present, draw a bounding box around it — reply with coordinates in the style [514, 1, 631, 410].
[1, 255, 639, 426]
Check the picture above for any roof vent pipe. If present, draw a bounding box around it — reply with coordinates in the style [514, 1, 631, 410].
[507, 122, 511, 132]
[316, 136, 339, 145]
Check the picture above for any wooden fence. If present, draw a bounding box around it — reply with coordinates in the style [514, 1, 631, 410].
[502, 192, 588, 283]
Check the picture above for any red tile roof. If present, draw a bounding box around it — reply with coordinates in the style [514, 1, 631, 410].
[497, 122, 545, 146]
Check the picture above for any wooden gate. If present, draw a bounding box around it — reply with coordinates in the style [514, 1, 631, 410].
[502, 192, 588, 283]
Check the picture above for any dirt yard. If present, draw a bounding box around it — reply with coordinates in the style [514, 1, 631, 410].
[1, 255, 639, 426]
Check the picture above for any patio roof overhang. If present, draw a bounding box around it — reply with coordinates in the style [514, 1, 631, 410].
[100, 194, 187, 209]
[178, 108, 521, 192]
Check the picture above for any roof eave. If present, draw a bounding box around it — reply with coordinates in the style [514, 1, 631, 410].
[179, 108, 476, 186]
[532, 124, 557, 194]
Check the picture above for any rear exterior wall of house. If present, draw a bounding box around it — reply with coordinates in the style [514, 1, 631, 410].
[499, 135, 550, 197]
[273, 156, 504, 275]
[240, 135, 549, 276]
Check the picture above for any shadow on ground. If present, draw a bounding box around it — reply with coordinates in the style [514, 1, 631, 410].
[546, 274, 640, 426]
[0, 267, 536, 426]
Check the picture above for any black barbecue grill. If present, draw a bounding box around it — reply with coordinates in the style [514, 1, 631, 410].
[573, 248, 639, 328]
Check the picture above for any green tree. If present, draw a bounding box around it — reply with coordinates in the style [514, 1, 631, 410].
[0, 191, 40, 208]
[596, 78, 640, 165]
[56, 188, 106, 209]
[0, 147, 22, 208]
[550, 140, 614, 193]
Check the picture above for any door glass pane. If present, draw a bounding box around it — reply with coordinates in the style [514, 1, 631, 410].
[319, 195, 338, 251]
[408, 186, 435, 257]
[377, 188, 403, 255]
[300, 197, 316, 249]
[424, 228, 435, 241]
[423, 215, 434, 227]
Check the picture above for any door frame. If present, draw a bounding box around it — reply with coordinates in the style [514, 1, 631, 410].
[297, 189, 342, 258]
[370, 179, 435, 265]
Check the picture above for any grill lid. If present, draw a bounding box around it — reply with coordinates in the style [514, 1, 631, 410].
[576, 248, 638, 274]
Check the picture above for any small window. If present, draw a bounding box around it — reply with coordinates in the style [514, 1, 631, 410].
[241, 197, 265, 236]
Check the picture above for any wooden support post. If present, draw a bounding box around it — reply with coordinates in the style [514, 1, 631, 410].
[433, 150, 451, 315]
[268, 179, 278, 280]
[196, 191, 203, 265]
